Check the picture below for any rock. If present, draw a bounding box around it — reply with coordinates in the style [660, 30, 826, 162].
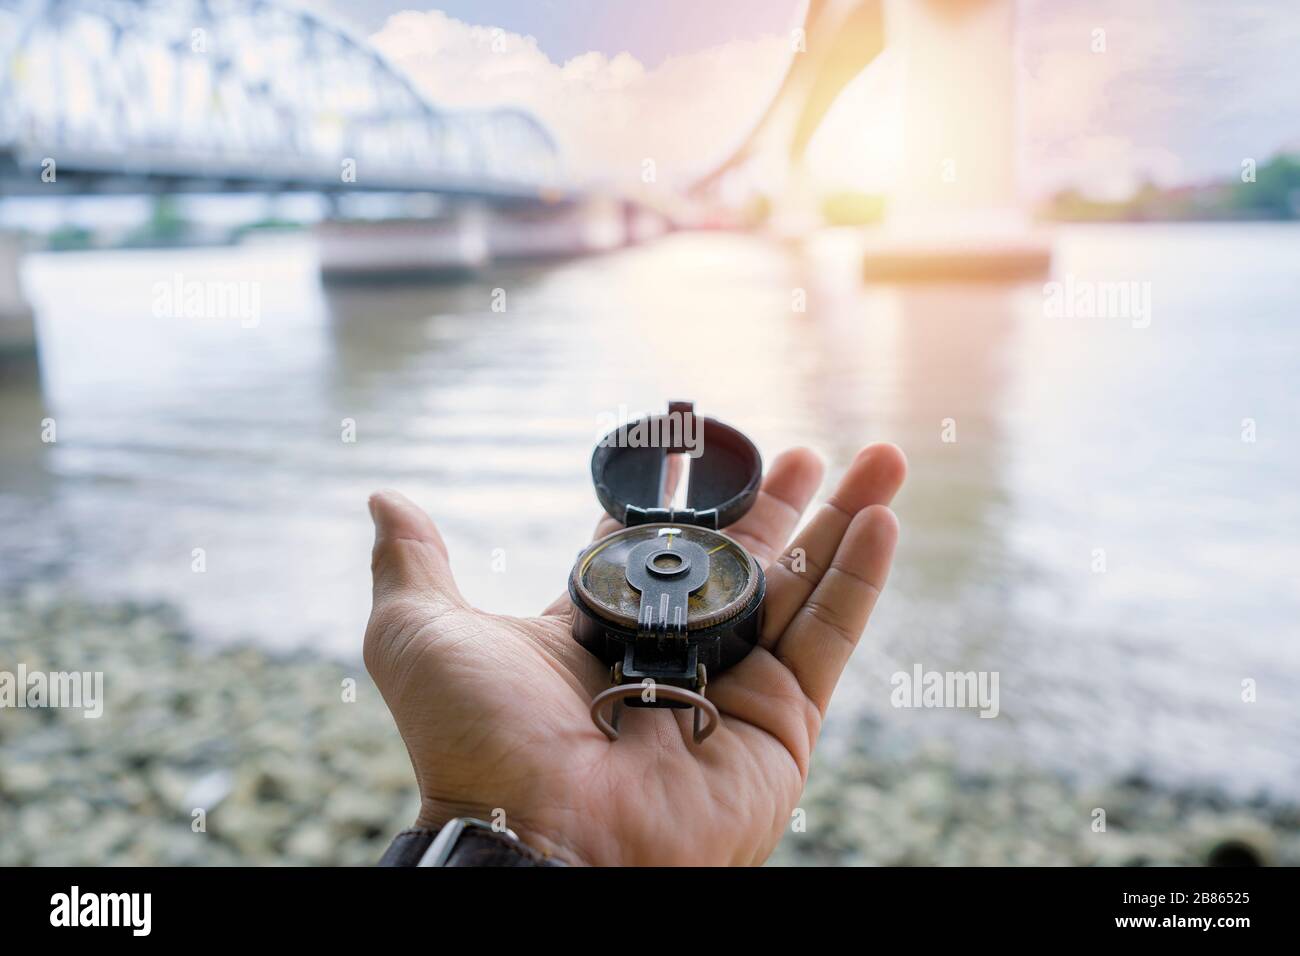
[285, 824, 335, 864]
[183, 769, 234, 813]
[1186, 813, 1275, 866]
[1, 761, 51, 797]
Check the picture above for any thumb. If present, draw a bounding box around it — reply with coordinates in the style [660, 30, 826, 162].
[368, 489, 466, 612]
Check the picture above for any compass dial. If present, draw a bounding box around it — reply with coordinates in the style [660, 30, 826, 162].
[571, 524, 759, 631]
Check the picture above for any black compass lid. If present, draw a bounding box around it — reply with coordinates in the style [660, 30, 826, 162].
[590, 401, 762, 530]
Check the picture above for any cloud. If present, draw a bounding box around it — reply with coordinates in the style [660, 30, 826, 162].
[370, 3, 1300, 201]
[1018, 0, 1300, 197]
[369, 10, 792, 188]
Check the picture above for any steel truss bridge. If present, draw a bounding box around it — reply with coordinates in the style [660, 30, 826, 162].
[0, 0, 567, 199]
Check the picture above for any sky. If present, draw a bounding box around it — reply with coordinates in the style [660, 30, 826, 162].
[1017, 0, 1300, 199]
[310, 0, 1300, 201]
[316, 0, 803, 68]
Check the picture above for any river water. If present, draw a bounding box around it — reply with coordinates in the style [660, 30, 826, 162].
[2, 224, 1297, 796]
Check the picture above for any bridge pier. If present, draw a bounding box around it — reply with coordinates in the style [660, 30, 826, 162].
[315, 198, 628, 282]
[863, 0, 1050, 280]
[315, 203, 491, 282]
[0, 233, 38, 373]
[484, 197, 625, 262]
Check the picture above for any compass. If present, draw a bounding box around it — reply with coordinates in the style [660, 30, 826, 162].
[569, 401, 765, 744]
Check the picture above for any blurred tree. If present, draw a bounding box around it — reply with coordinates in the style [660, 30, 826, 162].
[820, 191, 885, 226]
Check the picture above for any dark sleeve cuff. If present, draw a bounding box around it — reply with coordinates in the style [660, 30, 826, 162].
[378, 825, 566, 867]
[378, 828, 440, 866]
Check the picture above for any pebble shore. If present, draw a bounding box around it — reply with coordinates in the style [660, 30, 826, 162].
[3, 588, 1295, 866]
[771, 732, 1300, 867]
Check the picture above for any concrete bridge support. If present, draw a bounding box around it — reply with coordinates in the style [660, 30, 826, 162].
[314, 197, 629, 282]
[860, 0, 1051, 280]
[484, 197, 625, 262]
[315, 203, 491, 282]
[0, 233, 37, 369]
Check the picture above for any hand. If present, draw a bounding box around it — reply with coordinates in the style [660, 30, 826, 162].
[364, 443, 906, 865]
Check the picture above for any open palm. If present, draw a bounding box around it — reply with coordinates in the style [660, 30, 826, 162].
[364, 443, 906, 866]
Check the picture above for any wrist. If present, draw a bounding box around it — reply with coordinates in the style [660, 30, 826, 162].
[414, 802, 590, 867]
